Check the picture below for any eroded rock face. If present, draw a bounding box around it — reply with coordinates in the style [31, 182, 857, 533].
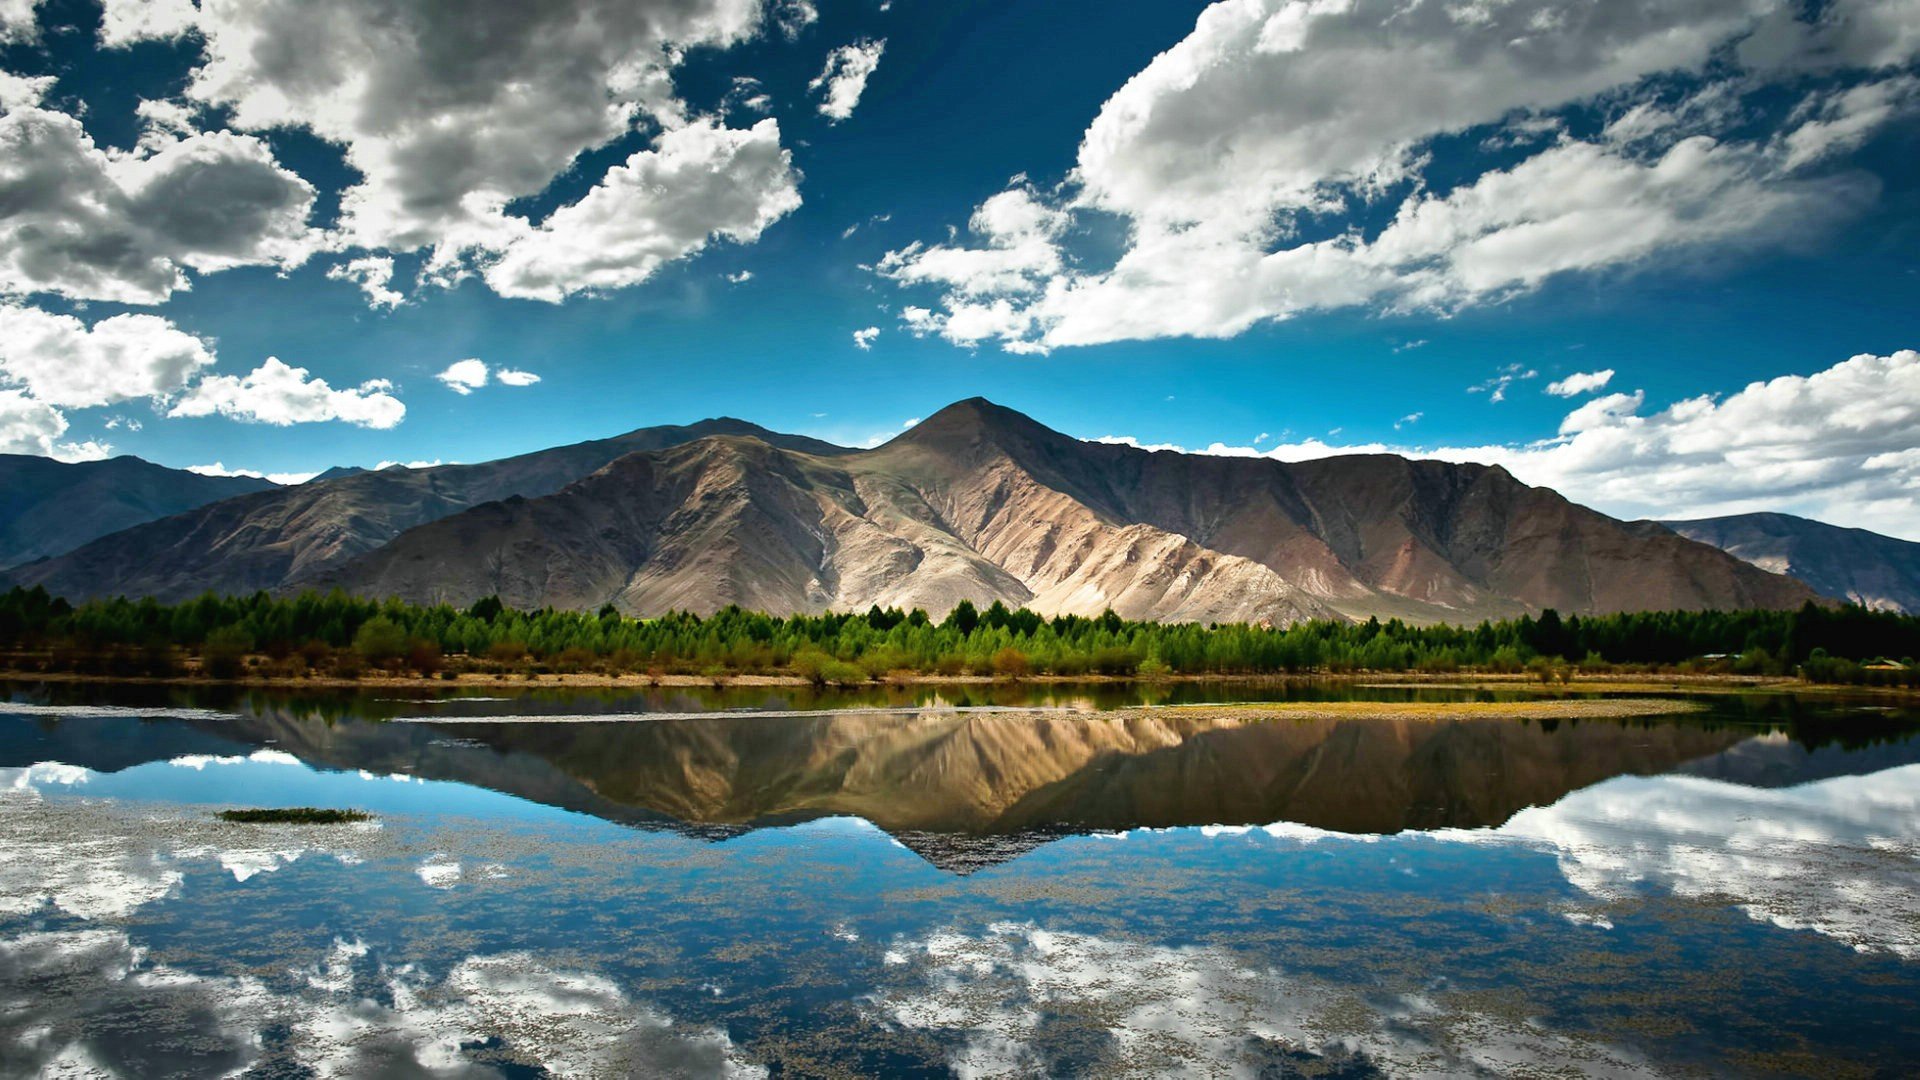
[315, 398, 1817, 623]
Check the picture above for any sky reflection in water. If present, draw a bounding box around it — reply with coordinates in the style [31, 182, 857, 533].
[2, 684, 1918, 1077]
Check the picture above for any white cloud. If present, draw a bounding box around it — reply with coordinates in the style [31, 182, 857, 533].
[169, 357, 406, 429]
[434, 359, 540, 395]
[97, 0, 197, 47]
[481, 119, 800, 302]
[881, 0, 1920, 352]
[725, 269, 754, 283]
[186, 462, 314, 485]
[1469, 362, 1537, 403]
[1779, 75, 1920, 170]
[1394, 411, 1421, 429]
[1545, 368, 1617, 396]
[0, 390, 75, 458]
[436, 359, 490, 396]
[852, 326, 880, 350]
[0, 103, 318, 304]
[1472, 761, 1920, 959]
[876, 921, 1654, 1076]
[810, 39, 885, 122]
[0, 305, 214, 408]
[880, 185, 1067, 299]
[1093, 348, 1920, 540]
[170, 0, 784, 293]
[326, 256, 405, 309]
[773, 0, 818, 40]
[0, 0, 40, 42]
[0, 70, 51, 110]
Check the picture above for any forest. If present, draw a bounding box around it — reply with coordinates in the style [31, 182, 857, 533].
[0, 586, 1915, 686]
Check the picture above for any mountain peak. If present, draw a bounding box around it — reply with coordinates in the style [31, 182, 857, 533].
[891, 398, 1063, 451]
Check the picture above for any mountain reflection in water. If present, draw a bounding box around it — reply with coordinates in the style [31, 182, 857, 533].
[5, 683, 1920, 1077]
[0, 681, 1856, 870]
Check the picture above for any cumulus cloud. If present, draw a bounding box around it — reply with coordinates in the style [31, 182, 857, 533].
[0, 0, 40, 42]
[0, 305, 214, 408]
[1092, 348, 1920, 540]
[852, 326, 880, 350]
[96, 0, 197, 47]
[169, 358, 406, 429]
[156, 0, 788, 292]
[435, 358, 541, 395]
[1545, 368, 1617, 396]
[0, 102, 318, 304]
[0, 390, 79, 458]
[436, 359, 489, 395]
[326, 255, 405, 309]
[482, 119, 800, 302]
[881, 0, 1920, 352]
[811, 39, 886, 122]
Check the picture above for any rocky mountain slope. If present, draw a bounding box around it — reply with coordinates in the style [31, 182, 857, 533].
[1661, 512, 1920, 613]
[310, 398, 1817, 623]
[0, 455, 276, 571]
[4, 419, 849, 603]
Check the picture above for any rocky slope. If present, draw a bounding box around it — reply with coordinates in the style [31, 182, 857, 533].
[313, 398, 1817, 623]
[4, 419, 849, 602]
[0, 455, 275, 570]
[1662, 512, 1920, 613]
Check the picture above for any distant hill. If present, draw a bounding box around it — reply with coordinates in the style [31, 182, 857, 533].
[3, 419, 852, 604]
[305, 397, 1816, 623]
[0, 455, 276, 570]
[1660, 512, 1920, 613]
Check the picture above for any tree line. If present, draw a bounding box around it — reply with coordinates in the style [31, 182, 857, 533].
[0, 585, 1915, 686]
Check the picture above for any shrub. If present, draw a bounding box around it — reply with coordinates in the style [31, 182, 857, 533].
[201, 625, 253, 680]
[352, 616, 408, 668]
[406, 638, 443, 677]
[992, 647, 1031, 679]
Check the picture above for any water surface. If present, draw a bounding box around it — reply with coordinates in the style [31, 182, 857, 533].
[3, 679, 1917, 1076]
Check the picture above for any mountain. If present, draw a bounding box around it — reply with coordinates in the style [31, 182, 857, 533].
[308, 398, 1817, 623]
[3, 419, 851, 603]
[1660, 512, 1920, 613]
[0, 455, 277, 571]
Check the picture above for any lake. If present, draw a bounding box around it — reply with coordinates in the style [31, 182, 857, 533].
[3, 679, 1918, 1077]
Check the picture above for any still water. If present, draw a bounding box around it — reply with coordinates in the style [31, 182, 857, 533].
[2, 679, 1917, 1077]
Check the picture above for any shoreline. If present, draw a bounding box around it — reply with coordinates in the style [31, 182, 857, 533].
[0, 666, 1886, 696]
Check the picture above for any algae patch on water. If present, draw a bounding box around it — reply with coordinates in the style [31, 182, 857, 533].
[216, 807, 371, 824]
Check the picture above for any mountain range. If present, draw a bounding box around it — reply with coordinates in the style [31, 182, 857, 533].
[6, 398, 1863, 623]
[0, 454, 275, 571]
[1661, 513, 1920, 614]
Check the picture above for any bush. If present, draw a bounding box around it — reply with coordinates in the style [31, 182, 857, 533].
[406, 638, 443, 677]
[352, 616, 408, 668]
[553, 646, 598, 674]
[992, 647, 1031, 679]
[485, 639, 529, 666]
[201, 625, 253, 680]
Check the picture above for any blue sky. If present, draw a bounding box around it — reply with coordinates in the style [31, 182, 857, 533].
[2, 0, 1919, 535]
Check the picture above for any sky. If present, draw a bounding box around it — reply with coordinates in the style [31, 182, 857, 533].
[1, 0, 1919, 537]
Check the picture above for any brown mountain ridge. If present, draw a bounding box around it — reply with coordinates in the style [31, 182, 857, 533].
[293, 397, 1814, 624]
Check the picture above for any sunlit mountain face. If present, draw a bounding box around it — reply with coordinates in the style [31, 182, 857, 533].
[5, 681, 1920, 1075]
